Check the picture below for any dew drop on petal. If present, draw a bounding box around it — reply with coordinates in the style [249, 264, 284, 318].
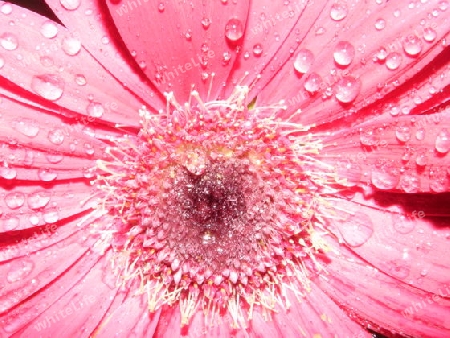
[27, 191, 51, 210]
[2, 216, 20, 231]
[0, 167, 16, 180]
[304, 72, 322, 94]
[0, 32, 18, 50]
[38, 168, 57, 182]
[371, 167, 400, 189]
[330, 3, 347, 21]
[435, 128, 450, 153]
[389, 260, 410, 279]
[385, 52, 402, 70]
[252, 44, 263, 56]
[415, 127, 425, 140]
[48, 129, 65, 145]
[31, 74, 65, 101]
[399, 173, 419, 193]
[43, 210, 59, 224]
[86, 102, 105, 118]
[415, 150, 428, 166]
[403, 36, 422, 56]
[201, 18, 211, 30]
[333, 41, 355, 66]
[0, 3, 13, 15]
[40, 21, 58, 39]
[395, 125, 411, 143]
[60, 0, 81, 11]
[293, 49, 314, 74]
[7, 259, 34, 283]
[340, 211, 373, 247]
[334, 76, 361, 103]
[375, 18, 386, 30]
[224, 18, 243, 42]
[158, 3, 165, 12]
[61, 36, 81, 56]
[4, 192, 25, 210]
[12, 120, 40, 138]
[75, 74, 86, 86]
[46, 153, 64, 164]
[423, 27, 437, 42]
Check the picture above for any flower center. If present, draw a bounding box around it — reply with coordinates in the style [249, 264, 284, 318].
[92, 87, 331, 327]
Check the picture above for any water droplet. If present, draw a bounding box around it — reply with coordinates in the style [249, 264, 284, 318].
[399, 173, 419, 193]
[385, 52, 402, 70]
[201, 18, 211, 29]
[439, 1, 449, 11]
[48, 129, 65, 145]
[415, 150, 428, 166]
[375, 18, 386, 30]
[423, 27, 437, 42]
[4, 192, 25, 210]
[334, 76, 361, 103]
[340, 211, 373, 247]
[0, 56, 4, 69]
[40, 56, 54, 67]
[27, 191, 51, 210]
[330, 3, 347, 21]
[0, 32, 18, 50]
[293, 49, 314, 74]
[46, 153, 64, 164]
[61, 36, 81, 56]
[435, 128, 450, 153]
[158, 3, 165, 12]
[38, 168, 57, 181]
[225, 18, 243, 42]
[415, 127, 425, 140]
[252, 44, 263, 56]
[395, 125, 411, 143]
[374, 47, 388, 61]
[86, 102, 105, 118]
[371, 167, 400, 189]
[389, 260, 410, 279]
[40, 21, 58, 39]
[0, 167, 16, 180]
[333, 41, 355, 66]
[7, 259, 34, 283]
[60, 0, 80, 10]
[304, 72, 322, 94]
[31, 74, 65, 101]
[43, 210, 59, 224]
[184, 30, 192, 41]
[403, 35, 422, 56]
[12, 120, 40, 138]
[1, 3, 13, 15]
[74, 74, 86, 86]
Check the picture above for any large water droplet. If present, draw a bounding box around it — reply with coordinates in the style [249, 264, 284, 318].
[375, 18, 386, 30]
[0, 32, 18, 50]
[225, 18, 244, 42]
[40, 21, 58, 39]
[38, 168, 57, 181]
[31, 74, 65, 101]
[61, 36, 81, 56]
[399, 173, 419, 193]
[415, 150, 428, 166]
[304, 72, 322, 94]
[293, 49, 314, 74]
[415, 127, 425, 140]
[340, 211, 373, 247]
[385, 52, 402, 70]
[43, 210, 59, 224]
[395, 125, 411, 143]
[423, 27, 437, 42]
[48, 129, 65, 145]
[371, 167, 400, 189]
[0, 3, 13, 15]
[252, 44, 263, 57]
[86, 102, 105, 118]
[75, 74, 87, 86]
[27, 191, 51, 210]
[335, 76, 361, 103]
[2, 215, 20, 231]
[12, 120, 40, 138]
[0, 167, 17, 180]
[391, 214, 417, 234]
[4, 192, 25, 210]
[330, 3, 347, 21]
[7, 259, 34, 283]
[435, 128, 450, 153]
[403, 35, 422, 56]
[333, 41, 355, 66]
[60, 0, 81, 11]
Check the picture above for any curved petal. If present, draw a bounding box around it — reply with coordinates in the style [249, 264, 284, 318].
[318, 109, 450, 193]
[0, 1, 145, 127]
[255, 0, 450, 127]
[106, 0, 250, 103]
[44, 0, 164, 111]
[314, 228, 450, 337]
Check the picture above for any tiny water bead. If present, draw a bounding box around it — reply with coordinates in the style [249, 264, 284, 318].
[31, 74, 65, 101]
[224, 18, 244, 42]
[435, 128, 450, 153]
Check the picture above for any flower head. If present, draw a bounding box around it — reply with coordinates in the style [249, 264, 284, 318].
[0, 0, 450, 337]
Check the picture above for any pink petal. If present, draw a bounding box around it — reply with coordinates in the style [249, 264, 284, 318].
[254, 1, 450, 126]
[314, 227, 450, 337]
[106, 0, 250, 103]
[44, 0, 164, 111]
[319, 109, 450, 193]
[0, 2, 145, 127]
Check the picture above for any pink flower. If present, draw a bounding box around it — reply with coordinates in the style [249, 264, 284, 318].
[0, 0, 450, 337]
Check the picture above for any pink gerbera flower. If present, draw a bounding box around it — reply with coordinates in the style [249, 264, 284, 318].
[1, 0, 450, 337]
